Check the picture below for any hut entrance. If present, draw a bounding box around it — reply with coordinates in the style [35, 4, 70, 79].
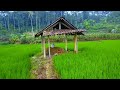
[35, 17, 85, 58]
[46, 35, 65, 57]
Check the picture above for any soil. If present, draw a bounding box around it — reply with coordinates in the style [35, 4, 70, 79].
[31, 54, 59, 79]
[46, 47, 65, 56]
[31, 47, 65, 79]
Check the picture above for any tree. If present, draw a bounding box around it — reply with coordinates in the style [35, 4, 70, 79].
[82, 11, 89, 21]
[83, 19, 95, 30]
[28, 11, 34, 36]
[7, 12, 10, 31]
[35, 11, 38, 32]
[107, 11, 120, 24]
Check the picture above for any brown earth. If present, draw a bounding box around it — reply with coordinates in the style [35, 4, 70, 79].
[31, 54, 58, 79]
[31, 47, 65, 79]
[46, 47, 65, 56]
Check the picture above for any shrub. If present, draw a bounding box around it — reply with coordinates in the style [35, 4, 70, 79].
[20, 33, 34, 44]
[9, 34, 20, 44]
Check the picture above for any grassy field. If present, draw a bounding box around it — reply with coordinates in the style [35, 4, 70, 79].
[53, 40, 120, 79]
[0, 44, 40, 79]
[0, 40, 120, 79]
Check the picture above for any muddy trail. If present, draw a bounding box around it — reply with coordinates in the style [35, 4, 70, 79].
[31, 47, 66, 79]
[31, 54, 59, 79]
[30, 47, 67, 79]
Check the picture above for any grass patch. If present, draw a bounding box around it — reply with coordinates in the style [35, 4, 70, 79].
[53, 40, 120, 79]
[0, 44, 40, 79]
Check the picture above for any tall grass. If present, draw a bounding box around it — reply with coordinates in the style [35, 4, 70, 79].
[80, 33, 120, 41]
[0, 44, 40, 79]
[45, 33, 120, 42]
[53, 40, 120, 79]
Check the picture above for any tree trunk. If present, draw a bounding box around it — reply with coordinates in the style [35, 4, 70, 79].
[35, 12, 38, 32]
[13, 13, 16, 31]
[30, 16, 34, 36]
[4, 17, 7, 30]
[7, 15, 9, 31]
[18, 19, 20, 32]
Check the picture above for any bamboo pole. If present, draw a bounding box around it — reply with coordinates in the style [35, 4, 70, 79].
[64, 34, 67, 51]
[59, 22, 61, 29]
[41, 36, 43, 53]
[74, 34, 78, 53]
[48, 36, 51, 58]
[43, 36, 46, 58]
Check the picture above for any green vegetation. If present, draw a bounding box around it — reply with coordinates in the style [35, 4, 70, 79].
[0, 44, 40, 79]
[53, 40, 120, 79]
[0, 40, 120, 79]
[1, 11, 120, 79]
[1, 11, 120, 44]
[1, 33, 120, 44]
[1, 11, 120, 42]
[49, 33, 120, 42]
[80, 33, 120, 41]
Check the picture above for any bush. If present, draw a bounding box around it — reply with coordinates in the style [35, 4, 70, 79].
[8, 33, 37, 44]
[6, 32, 120, 44]
[0, 41, 10, 45]
[9, 34, 20, 44]
[20, 33, 35, 44]
[79, 33, 120, 41]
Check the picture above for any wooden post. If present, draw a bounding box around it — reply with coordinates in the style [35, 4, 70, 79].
[59, 22, 61, 29]
[43, 36, 46, 58]
[41, 36, 43, 53]
[74, 34, 78, 53]
[48, 36, 51, 58]
[64, 34, 67, 51]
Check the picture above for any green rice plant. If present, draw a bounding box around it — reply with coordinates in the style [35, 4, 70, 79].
[53, 40, 120, 79]
[0, 44, 40, 79]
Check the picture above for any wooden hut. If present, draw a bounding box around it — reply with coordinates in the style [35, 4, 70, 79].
[35, 17, 85, 58]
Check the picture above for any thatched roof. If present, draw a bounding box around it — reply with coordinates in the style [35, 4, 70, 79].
[35, 17, 85, 37]
[44, 29, 84, 36]
[42, 17, 77, 31]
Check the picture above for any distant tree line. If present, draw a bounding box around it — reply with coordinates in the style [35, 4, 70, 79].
[0, 11, 120, 38]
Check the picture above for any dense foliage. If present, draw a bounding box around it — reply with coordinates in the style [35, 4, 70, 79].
[0, 11, 120, 43]
[0, 11, 120, 39]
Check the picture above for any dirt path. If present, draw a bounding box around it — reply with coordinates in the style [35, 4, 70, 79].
[31, 54, 58, 79]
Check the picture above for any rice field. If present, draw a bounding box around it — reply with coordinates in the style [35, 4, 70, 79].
[0, 40, 120, 79]
[53, 40, 120, 79]
[0, 44, 40, 79]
